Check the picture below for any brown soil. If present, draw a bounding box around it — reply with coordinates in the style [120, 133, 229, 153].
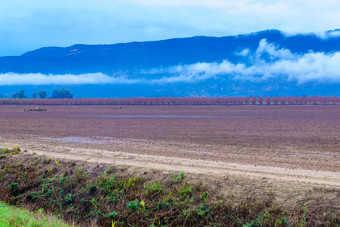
[0, 105, 339, 207]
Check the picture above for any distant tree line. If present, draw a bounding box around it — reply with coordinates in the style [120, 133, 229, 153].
[10, 89, 73, 99]
[0, 96, 339, 105]
[52, 89, 73, 99]
[32, 90, 47, 99]
[12, 90, 26, 99]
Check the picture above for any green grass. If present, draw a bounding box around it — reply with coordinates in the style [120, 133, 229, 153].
[0, 202, 72, 227]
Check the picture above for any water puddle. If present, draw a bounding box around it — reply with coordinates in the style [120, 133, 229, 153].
[40, 136, 122, 144]
[184, 150, 212, 155]
[74, 114, 255, 119]
[290, 152, 332, 158]
[76, 114, 209, 118]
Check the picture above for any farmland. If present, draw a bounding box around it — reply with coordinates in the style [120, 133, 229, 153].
[0, 104, 339, 225]
[0, 105, 339, 172]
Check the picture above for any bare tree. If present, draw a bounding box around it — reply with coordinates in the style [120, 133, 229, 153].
[251, 96, 257, 104]
[258, 96, 264, 104]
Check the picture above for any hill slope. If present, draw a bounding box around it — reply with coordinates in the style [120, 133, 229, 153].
[0, 29, 339, 97]
[1, 29, 339, 74]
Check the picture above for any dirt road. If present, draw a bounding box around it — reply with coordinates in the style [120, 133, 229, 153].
[1, 134, 339, 188]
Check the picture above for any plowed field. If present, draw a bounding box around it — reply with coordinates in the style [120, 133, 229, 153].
[0, 105, 339, 187]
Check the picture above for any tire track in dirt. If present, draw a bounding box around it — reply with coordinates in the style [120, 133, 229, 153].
[2, 136, 339, 188]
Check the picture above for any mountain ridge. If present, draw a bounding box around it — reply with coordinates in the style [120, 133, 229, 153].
[0, 29, 339, 98]
[20, 29, 284, 57]
[19, 29, 340, 58]
[0, 29, 338, 75]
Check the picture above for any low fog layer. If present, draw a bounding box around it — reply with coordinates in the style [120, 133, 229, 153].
[164, 39, 340, 84]
[0, 40, 340, 86]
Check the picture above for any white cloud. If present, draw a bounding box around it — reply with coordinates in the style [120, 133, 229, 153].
[0, 73, 142, 86]
[255, 39, 295, 60]
[236, 48, 250, 57]
[127, 0, 340, 33]
[328, 30, 340, 38]
[1, 40, 340, 85]
[161, 39, 340, 84]
[314, 30, 340, 39]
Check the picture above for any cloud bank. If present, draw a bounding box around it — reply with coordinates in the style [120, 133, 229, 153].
[164, 39, 340, 84]
[0, 40, 340, 85]
[0, 73, 142, 86]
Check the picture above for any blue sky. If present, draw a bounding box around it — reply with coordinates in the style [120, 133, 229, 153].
[1, 0, 340, 56]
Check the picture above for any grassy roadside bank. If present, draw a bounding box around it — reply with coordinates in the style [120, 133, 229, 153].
[1, 147, 339, 226]
[0, 201, 73, 227]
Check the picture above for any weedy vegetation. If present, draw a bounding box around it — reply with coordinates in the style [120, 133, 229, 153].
[0, 147, 339, 226]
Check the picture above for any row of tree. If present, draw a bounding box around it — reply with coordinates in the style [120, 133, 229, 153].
[0, 96, 339, 105]
[11, 89, 73, 99]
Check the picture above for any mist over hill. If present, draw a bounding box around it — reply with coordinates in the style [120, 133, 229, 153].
[0, 29, 340, 97]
